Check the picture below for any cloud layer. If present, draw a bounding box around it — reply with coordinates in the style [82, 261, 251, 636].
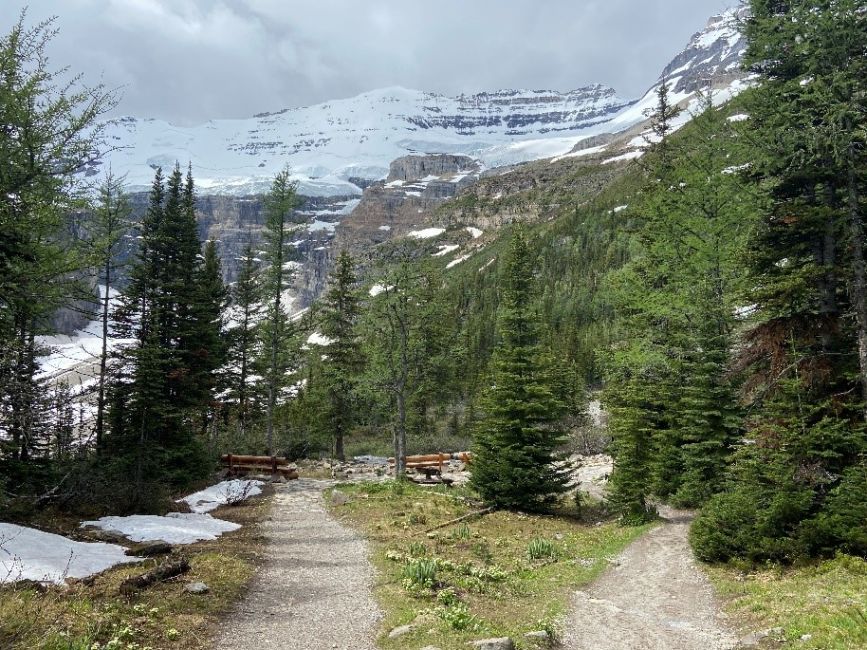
[17, 0, 729, 124]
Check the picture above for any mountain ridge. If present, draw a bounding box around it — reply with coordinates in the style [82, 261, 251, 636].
[90, 7, 746, 199]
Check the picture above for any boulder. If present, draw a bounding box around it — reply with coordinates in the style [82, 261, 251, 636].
[469, 638, 515, 650]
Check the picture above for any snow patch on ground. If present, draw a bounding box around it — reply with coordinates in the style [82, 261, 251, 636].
[0, 523, 142, 585]
[179, 479, 264, 514]
[306, 332, 334, 347]
[447, 254, 472, 269]
[407, 227, 445, 240]
[81, 513, 241, 545]
[433, 244, 460, 257]
[465, 226, 483, 239]
[603, 151, 644, 165]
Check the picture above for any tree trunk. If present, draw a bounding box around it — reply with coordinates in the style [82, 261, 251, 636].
[96, 264, 111, 453]
[395, 386, 407, 478]
[846, 144, 867, 420]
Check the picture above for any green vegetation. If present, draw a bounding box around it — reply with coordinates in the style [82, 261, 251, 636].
[709, 555, 867, 650]
[330, 481, 650, 649]
[0, 492, 269, 650]
[470, 227, 571, 510]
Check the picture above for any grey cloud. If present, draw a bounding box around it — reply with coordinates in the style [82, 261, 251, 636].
[16, 0, 730, 124]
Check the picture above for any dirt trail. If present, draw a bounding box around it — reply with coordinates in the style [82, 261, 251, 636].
[563, 506, 737, 650]
[213, 479, 381, 650]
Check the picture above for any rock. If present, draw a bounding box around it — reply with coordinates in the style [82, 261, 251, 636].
[524, 630, 553, 644]
[330, 491, 351, 506]
[737, 628, 784, 647]
[387, 624, 414, 639]
[420, 646, 442, 650]
[469, 638, 515, 650]
[800, 634, 812, 642]
[185, 582, 209, 594]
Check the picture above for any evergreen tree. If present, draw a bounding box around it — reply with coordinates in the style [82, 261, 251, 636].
[0, 13, 115, 474]
[260, 169, 301, 456]
[106, 166, 212, 498]
[188, 239, 228, 436]
[470, 227, 570, 511]
[691, 0, 867, 561]
[319, 250, 362, 461]
[365, 249, 446, 476]
[226, 242, 261, 438]
[87, 171, 131, 452]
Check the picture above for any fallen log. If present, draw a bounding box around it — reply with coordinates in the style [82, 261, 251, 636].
[422, 507, 494, 535]
[119, 557, 190, 595]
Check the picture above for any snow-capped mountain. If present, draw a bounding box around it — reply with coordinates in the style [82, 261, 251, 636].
[93, 8, 747, 198]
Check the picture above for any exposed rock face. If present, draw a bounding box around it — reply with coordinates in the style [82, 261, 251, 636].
[387, 154, 478, 182]
[660, 8, 748, 96]
[330, 154, 480, 261]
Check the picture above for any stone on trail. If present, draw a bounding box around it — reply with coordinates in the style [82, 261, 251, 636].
[185, 582, 209, 594]
[387, 624, 414, 638]
[469, 638, 515, 650]
[524, 630, 553, 644]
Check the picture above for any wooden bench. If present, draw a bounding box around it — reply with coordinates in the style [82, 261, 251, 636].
[220, 454, 299, 480]
[389, 452, 472, 478]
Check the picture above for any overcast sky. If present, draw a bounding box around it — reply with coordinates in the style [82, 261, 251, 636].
[17, 0, 730, 125]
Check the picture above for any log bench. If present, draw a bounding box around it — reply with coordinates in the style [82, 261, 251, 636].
[220, 454, 299, 480]
[389, 452, 472, 478]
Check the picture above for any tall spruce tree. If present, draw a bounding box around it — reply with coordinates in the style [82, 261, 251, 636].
[227, 242, 261, 438]
[260, 169, 301, 456]
[106, 166, 213, 498]
[319, 250, 362, 461]
[88, 171, 131, 452]
[470, 227, 570, 511]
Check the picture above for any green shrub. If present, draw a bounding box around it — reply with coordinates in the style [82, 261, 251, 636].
[402, 558, 438, 590]
[527, 537, 558, 561]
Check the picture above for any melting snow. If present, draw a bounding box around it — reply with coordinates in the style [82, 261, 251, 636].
[727, 113, 749, 122]
[0, 523, 142, 585]
[81, 513, 241, 545]
[465, 227, 483, 239]
[179, 479, 264, 514]
[407, 228, 445, 240]
[603, 151, 644, 165]
[433, 244, 460, 257]
[447, 254, 472, 269]
[306, 332, 335, 346]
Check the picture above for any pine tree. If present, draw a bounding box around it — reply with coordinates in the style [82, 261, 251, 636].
[260, 169, 301, 456]
[365, 249, 446, 476]
[691, 0, 867, 561]
[319, 250, 362, 460]
[470, 227, 570, 511]
[0, 12, 115, 472]
[187, 239, 228, 436]
[227, 242, 261, 437]
[106, 166, 211, 496]
[87, 171, 131, 452]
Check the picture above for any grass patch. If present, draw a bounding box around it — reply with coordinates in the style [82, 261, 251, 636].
[708, 554, 867, 649]
[328, 481, 650, 649]
[0, 490, 271, 650]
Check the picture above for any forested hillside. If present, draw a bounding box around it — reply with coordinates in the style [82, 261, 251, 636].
[2, 0, 865, 569]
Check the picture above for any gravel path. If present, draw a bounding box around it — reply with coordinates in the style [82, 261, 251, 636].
[562, 507, 737, 650]
[213, 479, 381, 650]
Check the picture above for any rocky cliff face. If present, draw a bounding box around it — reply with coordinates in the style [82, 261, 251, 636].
[328, 155, 480, 258]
